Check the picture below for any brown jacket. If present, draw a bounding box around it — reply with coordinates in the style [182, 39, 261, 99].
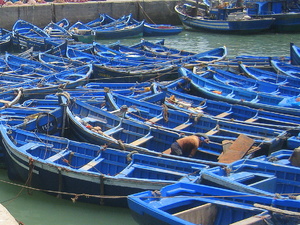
[176, 135, 202, 157]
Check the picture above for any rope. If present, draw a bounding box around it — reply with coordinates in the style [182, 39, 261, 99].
[1, 174, 299, 203]
[162, 104, 169, 122]
[254, 203, 300, 216]
[137, 1, 155, 24]
[26, 158, 34, 195]
[56, 91, 71, 104]
[126, 151, 138, 162]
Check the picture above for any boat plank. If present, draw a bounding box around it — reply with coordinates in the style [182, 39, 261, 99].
[47, 150, 71, 162]
[205, 129, 219, 135]
[218, 134, 254, 163]
[215, 112, 231, 118]
[244, 118, 258, 123]
[147, 116, 163, 123]
[173, 122, 192, 130]
[174, 203, 217, 225]
[130, 135, 153, 146]
[103, 127, 123, 136]
[80, 158, 104, 171]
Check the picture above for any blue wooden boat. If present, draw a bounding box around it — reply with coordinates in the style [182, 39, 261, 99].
[0, 63, 92, 100]
[0, 28, 12, 52]
[290, 42, 300, 65]
[128, 182, 300, 225]
[43, 21, 72, 39]
[143, 23, 183, 36]
[93, 46, 226, 82]
[94, 20, 145, 39]
[17, 64, 93, 99]
[246, 0, 300, 32]
[0, 107, 57, 128]
[197, 66, 300, 97]
[94, 41, 178, 62]
[0, 74, 31, 89]
[130, 39, 196, 57]
[179, 67, 300, 116]
[15, 104, 66, 136]
[68, 22, 95, 44]
[84, 14, 116, 28]
[0, 124, 208, 206]
[38, 52, 86, 68]
[201, 158, 300, 197]
[12, 19, 50, 51]
[60, 85, 288, 159]
[174, 46, 227, 68]
[0, 101, 65, 164]
[5, 52, 66, 77]
[238, 63, 300, 88]
[253, 149, 297, 167]
[175, 4, 274, 33]
[63, 95, 180, 153]
[93, 14, 145, 39]
[66, 47, 138, 65]
[110, 41, 226, 66]
[55, 18, 70, 29]
[92, 14, 131, 29]
[93, 63, 178, 83]
[105, 91, 289, 155]
[61, 94, 246, 165]
[141, 80, 300, 131]
[270, 59, 300, 78]
[92, 41, 124, 58]
[44, 40, 93, 57]
[210, 54, 288, 70]
[66, 48, 168, 83]
[0, 75, 37, 91]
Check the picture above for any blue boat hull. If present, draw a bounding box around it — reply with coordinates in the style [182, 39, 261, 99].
[1, 125, 205, 207]
[175, 5, 274, 33]
[255, 13, 300, 32]
[143, 24, 183, 37]
[128, 182, 300, 225]
[94, 21, 144, 39]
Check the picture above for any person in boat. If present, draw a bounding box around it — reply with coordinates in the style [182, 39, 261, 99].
[170, 133, 210, 157]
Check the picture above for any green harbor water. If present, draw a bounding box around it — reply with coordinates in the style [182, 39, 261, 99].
[0, 169, 137, 225]
[97, 30, 300, 58]
[1, 29, 300, 225]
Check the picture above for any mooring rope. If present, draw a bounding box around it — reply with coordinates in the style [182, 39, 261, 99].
[0, 176, 299, 206]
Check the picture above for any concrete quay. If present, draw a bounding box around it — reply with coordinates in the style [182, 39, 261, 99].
[0, 0, 181, 30]
[0, 204, 19, 225]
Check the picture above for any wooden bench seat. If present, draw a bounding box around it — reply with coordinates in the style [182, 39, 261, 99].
[146, 115, 163, 123]
[47, 150, 71, 162]
[103, 127, 123, 136]
[173, 122, 192, 130]
[80, 158, 104, 171]
[215, 111, 231, 118]
[205, 129, 219, 135]
[130, 135, 153, 146]
[244, 118, 257, 123]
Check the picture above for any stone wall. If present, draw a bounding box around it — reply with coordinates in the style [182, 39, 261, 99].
[0, 0, 181, 29]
